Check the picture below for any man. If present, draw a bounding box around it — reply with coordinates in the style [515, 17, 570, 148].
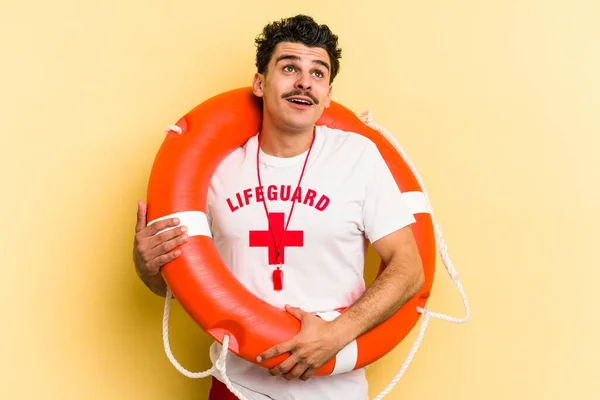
[134, 15, 424, 400]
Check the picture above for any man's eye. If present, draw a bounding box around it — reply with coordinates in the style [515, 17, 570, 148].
[313, 70, 324, 78]
[283, 65, 295, 72]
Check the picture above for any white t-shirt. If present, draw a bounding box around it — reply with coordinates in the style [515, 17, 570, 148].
[205, 125, 416, 400]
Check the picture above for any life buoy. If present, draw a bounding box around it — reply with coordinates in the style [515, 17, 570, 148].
[146, 87, 436, 376]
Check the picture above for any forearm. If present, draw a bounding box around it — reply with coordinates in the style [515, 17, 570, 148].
[330, 257, 424, 346]
[136, 267, 169, 297]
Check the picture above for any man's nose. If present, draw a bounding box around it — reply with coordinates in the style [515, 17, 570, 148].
[295, 72, 312, 91]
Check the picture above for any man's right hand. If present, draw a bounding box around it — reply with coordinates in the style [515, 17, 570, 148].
[133, 200, 188, 296]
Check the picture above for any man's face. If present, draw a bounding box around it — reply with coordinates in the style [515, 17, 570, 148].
[253, 42, 333, 133]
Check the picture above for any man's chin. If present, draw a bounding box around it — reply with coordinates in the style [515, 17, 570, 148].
[282, 111, 323, 130]
[281, 118, 319, 133]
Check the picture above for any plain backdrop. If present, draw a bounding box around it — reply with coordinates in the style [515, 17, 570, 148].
[2, 1, 599, 399]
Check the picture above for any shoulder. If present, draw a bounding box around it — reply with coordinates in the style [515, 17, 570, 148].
[317, 125, 382, 161]
[212, 134, 256, 175]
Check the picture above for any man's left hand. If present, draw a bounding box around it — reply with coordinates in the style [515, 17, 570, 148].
[256, 305, 348, 381]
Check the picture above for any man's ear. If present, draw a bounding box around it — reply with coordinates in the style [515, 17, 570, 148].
[252, 73, 265, 97]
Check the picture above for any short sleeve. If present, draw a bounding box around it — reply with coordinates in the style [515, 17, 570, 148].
[362, 143, 416, 243]
[205, 206, 213, 229]
[206, 183, 215, 232]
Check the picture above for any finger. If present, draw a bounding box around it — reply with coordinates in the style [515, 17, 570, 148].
[257, 341, 294, 363]
[148, 233, 188, 261]
[284, 363, 309, 380]
[149, 225, 188, 250]
[141, 217, 181, 238]
[268, 354, 299, 377]
[149, 248, 183, 272]
[135, 201, 147, 233]
[285, 304, 307, 321]
[299, 367, 318, 381]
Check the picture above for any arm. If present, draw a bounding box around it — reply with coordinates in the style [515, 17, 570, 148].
[133, 200, 188, 297]
[327, 225, 424, 346]
[135, 263, 170, 297]
[329, 140, 425, 343]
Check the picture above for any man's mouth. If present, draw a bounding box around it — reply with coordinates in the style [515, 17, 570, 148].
[287, 97, 313, 106]
[282, 90, 318, 106]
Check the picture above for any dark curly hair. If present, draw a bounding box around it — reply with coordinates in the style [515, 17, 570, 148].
[255, 15, 342, 83]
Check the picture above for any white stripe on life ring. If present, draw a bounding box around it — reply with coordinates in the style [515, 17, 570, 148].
[148, 211, 212, 238]
[402, 191, 432, 215]
[315, 311, 359, 375]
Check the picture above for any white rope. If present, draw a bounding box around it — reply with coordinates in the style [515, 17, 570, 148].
[373, 311, 432, 400]
[166, 125, 183, 134]
[358, 110, 471, 399]
[162, 289, 251, 400]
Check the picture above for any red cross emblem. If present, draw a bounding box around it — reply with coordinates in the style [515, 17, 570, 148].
[249, 212, 304, 264]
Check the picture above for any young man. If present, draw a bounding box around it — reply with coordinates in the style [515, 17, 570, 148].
[134, 15, 424, 400]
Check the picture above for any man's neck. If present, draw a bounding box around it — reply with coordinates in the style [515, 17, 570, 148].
[259, 123, 315, 158]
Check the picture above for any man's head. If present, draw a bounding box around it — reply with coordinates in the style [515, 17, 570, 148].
[252, 15, 343, 134]
[255, 15, 342, 84]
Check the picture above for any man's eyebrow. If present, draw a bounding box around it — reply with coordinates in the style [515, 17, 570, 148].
[313, 59, 330, 71]
[275, 54, 330, 71]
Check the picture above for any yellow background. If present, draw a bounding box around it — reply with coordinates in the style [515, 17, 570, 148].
[2, 0, 599, 399]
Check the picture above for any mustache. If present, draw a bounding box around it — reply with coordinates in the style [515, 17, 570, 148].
[281, 90, 319, 105]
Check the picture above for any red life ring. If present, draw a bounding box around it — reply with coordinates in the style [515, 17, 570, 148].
[146, 87, 436, 376]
